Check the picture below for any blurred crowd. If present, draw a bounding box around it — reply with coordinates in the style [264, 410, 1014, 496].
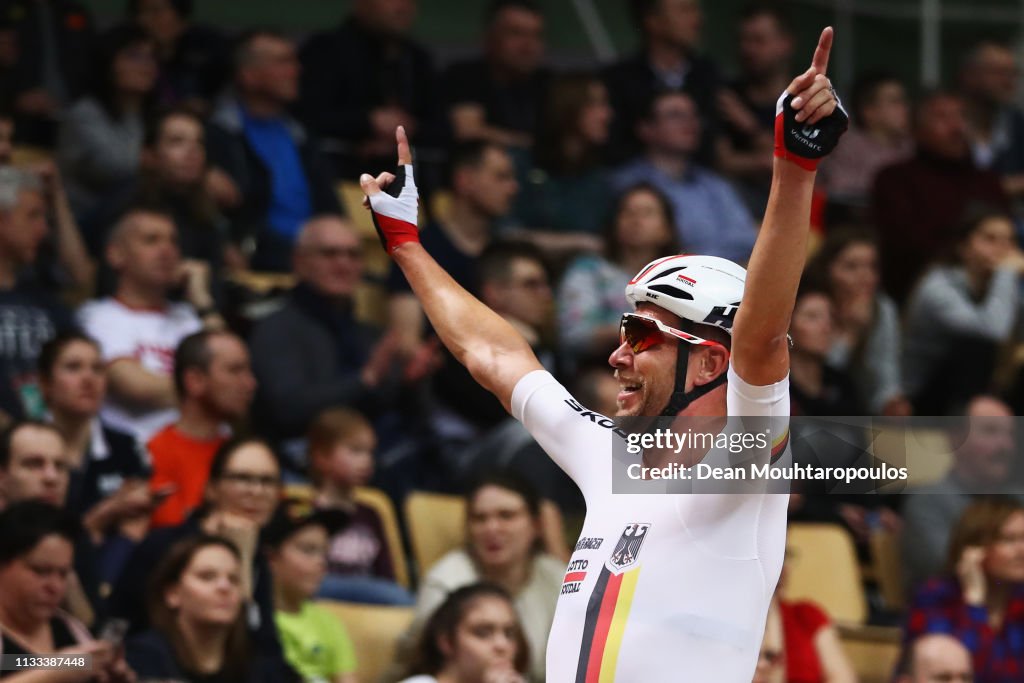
[0, 0, 1023, 682]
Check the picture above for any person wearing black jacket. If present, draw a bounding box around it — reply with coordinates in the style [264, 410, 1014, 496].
[206, 30, 340, 272]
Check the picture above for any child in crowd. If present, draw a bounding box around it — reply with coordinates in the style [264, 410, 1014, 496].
[264, 496, 357, 683]
[308, 407, 414, 605]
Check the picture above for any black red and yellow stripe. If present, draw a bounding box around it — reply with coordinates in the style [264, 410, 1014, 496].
[574, 566, 641, 683]
[770, 427, 790, 464]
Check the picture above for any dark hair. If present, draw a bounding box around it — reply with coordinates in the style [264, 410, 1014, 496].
[173, 331, 218, 397]
[946, 497, 1024, 575]
[0, 421, 64, 470]
[306, 407, 374, 485]
[477, 240, 549, 287]
[795, 272, 831, 304]
[485, 0, 541, 25]
[804, 226, 879, 298]
[465, 470, 542, 519]
[147, 535, 250, 679]
[534, 71, 605, 174]
[738, 1, 793, 35]
[0, 501, 79, 566]
[143, 105, 204, 149]
[126, 0, 193, 19]
[404, 583, 530, 677]
[947, 202, 1014, 264]
[37, 332, 101, 381]
[91, 23, 157, 121]
[106, 199, 177, 251]
[207, 436, 280, 484]
[448, 139, 507, 184]
[602, 182, 680, 261]
[232, 28, 291, 78]
[850, 70, 903, 123]
[913, 88, 963, 127]
[630, 0, 661, 33]
[637, 88, 695, 125]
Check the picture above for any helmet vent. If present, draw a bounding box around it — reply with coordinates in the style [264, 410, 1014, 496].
[648, 284, 694, 300]
[644, 266, 687, 283]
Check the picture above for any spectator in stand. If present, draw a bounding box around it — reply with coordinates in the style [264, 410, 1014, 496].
[0, 167, 76, 423]
[557, 183, 679, 365]
[307, 407, 413, 605]
[788, 279, 865, 416]
[89, 107, 230, 280]
[715, 2, 795, 217]
[250, 216, 400, 445]
[903, 206, 1022, 415]
[3, 0, 95, 147]
[805, 228, 908, 416]
[110, 437, 283, 652]
[896, 634, 973, 683]
[388, 140, 518, 351]
[443, 0, 548, 151]
[902, 395, 1024, 589]
[904, 497, 1024, 683]
[397, 583, 529, 683]
[0, 501, 134, 683]
[604, 0, 720, 164]
[127, 0, 230, 114]
[77, 205, 224, 443]
[873, 90, 1009, 303]
[398, 473, 563, 682]
[56, 24, 157, 219]
[959, 41, 1024, 191]
[819, 71, 912, 212]
[39, 333, 152, 585]
[207, 30, 341, 272]
[430, 242, 554, 472]
[297, 0, 437, 178]
[126, 534, 298, 683]
[512, 71, 614, 241]
[612, 90, 757, 263]
[263, 497, 356, 683]
[149, 330, 256, 528]
[0, 108, 12, 165]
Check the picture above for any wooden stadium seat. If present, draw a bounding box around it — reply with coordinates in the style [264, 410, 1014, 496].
[838, 624, 902, 683]
[869, 425, 952, 489]
[318, 600, 414, 683]
[405, 491, 465, 573]
[784, 523, 868, 625]
[869, 527, 906, 611]
[354, 486, 411, 588]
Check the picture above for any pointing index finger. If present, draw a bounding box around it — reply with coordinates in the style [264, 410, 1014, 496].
[396, 125, 412, 166]
[811, 27, 833, 76]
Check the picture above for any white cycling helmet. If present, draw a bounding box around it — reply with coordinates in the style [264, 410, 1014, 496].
[624, 254, 746, 335]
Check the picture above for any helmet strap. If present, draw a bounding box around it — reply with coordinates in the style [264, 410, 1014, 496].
[659, 337, 728, 417]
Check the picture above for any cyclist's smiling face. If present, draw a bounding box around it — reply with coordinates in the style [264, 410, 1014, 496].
[609, 304, 682, 417]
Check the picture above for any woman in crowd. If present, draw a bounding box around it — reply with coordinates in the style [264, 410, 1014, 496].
[0, 501, 133, 682]
[39, 333, 153, 585]
[903, 206, 1023, 415]
[308, 407, 414, 605]
[402, 472, 563, 682]
[108, 437, 283, 652]
[807, 228, 909, 416]
[557, 183, 679, 365]
[264, 497, 357, 683]
[904, 497, 1024, 683]
[126, 535, 296, 683]
[514, 72, 614, 238]
[398, 583, 529, 683]
[57, 24, 157, 218]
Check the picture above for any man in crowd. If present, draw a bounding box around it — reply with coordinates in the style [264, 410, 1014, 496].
[901, 395, 1024, 589]
[873, 90, 1009, 303]
[959, 40, 1024, 186]
[443, 0, 548, 150]
[716, 2, 794, 215]
[298, 0, 437, 177]
[0, 419, 67, 507]
[612, 90, 757, 263]
[207, 30, 340, 272]
[0, 167, 75, 423]
[250, 215, 398, 446]
[897, 634, 973, 683]
[387, 140, 518, 351]
[77, 205, 223, 442]
[604, 0, 720, 163]
[149, 330, 256, 527]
